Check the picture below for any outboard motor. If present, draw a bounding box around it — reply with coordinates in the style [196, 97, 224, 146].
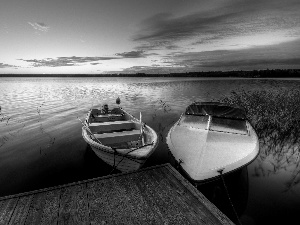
[102, 104, 109, 114]
[116, 97, 121, 105]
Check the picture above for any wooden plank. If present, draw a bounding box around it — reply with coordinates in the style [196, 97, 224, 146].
[153, 166, 219, 224]
[24, 192, 47, 225]
[93, 130, 140, 144]
[25, 189, 60, 225]
[105, 177, 137, 224]
[89, 121, 135, 133]
[161, 167, 210, 224]
[94, 129, 140, 138]
[136, 169, 189, 224]
[149, 168, 194, 223]
[57, 184, 89, 225]
[0, 164, 233, 225]
[92, 114, 124, 122]
[8, 195, 33, 225]
[0, 198, 18, 225]
[114, 173, 161, 224]
[164, 165, 235, 225]
[88, 177, 139, 224]
[0, 164, 169, 202]
[87, 177, 116, 224]
[113, 173, 158, 224]
[39, 189, 60, 225]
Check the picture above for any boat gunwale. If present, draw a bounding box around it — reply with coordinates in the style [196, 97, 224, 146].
[82, 127, 158, 160]
[82, 108, 159, 160]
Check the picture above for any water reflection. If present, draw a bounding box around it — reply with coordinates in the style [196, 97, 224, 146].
[199, 167, 249, 224]
[1, 77, 300, 224]
[168, 146, 249, 224]
[220, 87, 300, 224]
[254, 128, 300, 192]
[221, 88, 300, 194]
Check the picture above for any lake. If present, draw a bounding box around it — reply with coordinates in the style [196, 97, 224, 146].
[0, 77, 299, 224]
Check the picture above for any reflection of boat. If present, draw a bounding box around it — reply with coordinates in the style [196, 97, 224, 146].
[82, 104, 158, 172]
[166, 102, 259, 184]
[198, 166, 249, 222]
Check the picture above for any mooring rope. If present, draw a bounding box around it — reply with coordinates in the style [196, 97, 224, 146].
[217, 169, 242, 225]
[78, 111, 154, 175]
[109, 142, 154, 175]
[112, 147, 117, 170]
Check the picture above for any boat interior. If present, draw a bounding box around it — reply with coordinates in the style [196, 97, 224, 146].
[87, 108, 150, 149]
[182, 102, 249, 135]
[180, 114, 248, 135]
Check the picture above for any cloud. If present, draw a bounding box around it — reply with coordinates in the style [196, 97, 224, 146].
[115, 38, 300, 73]
[18, 51, 159, 68]
[133, 12, 237, 43]
[28, 22, 50, 32]
[117, 66, 179, 74]
[133, 0, 300, 50]
[0, 62, 17, 68]
[201, 57, 300, 69]
[115, 51, 145, 58]
[166, 39, 300, 71]
[116, 55, 300, 74]
[19, 56, 118, 67]
[115, 50, 159, 58]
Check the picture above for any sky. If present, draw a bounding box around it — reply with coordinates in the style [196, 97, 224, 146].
[0, 0, 300, 74]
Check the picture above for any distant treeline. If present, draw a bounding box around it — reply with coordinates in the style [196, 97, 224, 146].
[1, 69, 300, 78]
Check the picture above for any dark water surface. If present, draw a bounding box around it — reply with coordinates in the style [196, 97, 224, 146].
[0, 77, 299, 224]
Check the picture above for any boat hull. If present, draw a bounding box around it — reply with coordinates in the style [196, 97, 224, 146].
[82, 108, 158, 172]
[90, 145, 145, 172]
[167, 117, 259, 183]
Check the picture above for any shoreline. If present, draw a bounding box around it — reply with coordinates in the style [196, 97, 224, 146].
[0, 69, 299, 78]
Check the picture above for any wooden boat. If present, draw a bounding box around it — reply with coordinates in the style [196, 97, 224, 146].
[166, 102, 259, 184]
[82, 103, 158, 172]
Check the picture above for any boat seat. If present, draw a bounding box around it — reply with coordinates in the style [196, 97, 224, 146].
[91, 114, 124, 122]
[89, 121, 136, 133]
[93, 130, 140, 145]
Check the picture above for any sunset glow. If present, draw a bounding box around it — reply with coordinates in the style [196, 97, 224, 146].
[1, 0, 300, 74]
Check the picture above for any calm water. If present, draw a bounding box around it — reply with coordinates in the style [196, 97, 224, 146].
[0, 77, 299, 224]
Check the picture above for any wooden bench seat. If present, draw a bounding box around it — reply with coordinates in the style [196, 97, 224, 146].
[89, 121, 136, 133]
[93, 130, 140, 145]
[91, 114, 124, 122]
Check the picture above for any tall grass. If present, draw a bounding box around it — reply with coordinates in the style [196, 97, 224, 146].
[221, 88, 300, 134]
[221, 88, 300, 190]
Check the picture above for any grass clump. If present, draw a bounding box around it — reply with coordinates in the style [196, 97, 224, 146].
[221, 88, 300, 185]
[221, 88, 300, 137]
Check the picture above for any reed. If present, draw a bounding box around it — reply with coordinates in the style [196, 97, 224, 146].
[221, 88, 300, 134]
[220, 88, 300, 190]
[0, 103, 55, 153]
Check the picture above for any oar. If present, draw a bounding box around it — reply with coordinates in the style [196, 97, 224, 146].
[77, 117, 103, 145]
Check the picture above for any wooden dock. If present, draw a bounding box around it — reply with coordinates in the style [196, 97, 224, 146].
[0, 163, 234, 224]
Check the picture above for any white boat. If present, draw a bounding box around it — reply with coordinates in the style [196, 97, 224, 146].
[166, 102, 259, 184]
[82, 104, 158, 172]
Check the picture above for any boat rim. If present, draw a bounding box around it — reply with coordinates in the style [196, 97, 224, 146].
[82, 126, 158, 160]
[82, 108, 159, 160]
